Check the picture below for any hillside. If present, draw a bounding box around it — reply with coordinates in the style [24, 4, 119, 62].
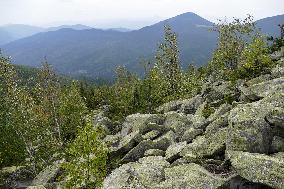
[1, 12, 217, 79]
[1, 13, 283, 79]
[0, 24, 44, 45]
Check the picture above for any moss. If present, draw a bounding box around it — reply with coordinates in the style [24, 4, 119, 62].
[202, 104, 215, 118]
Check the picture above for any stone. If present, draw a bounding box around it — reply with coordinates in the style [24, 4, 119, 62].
[121, 140, 155, 163]
[121, 131, 176, 163]
[228, 151, 284, 189]
[31, 160, 64, 186]
[266, 107, 284, 129]
[219, 175, 274, 189]
[272, 64, 284, 78]
[156, 95, 204, 114]
[144, 149, 165, 157]
[240, 77, 284, 101]
[271, 136, 284, 153]
[245, 74, 273, 86]
[27, 185, 46, 189]
[1, 166, 34, 189]
[110, 130, 142, 157]
[163, 112, 192, 138]
[202, 81, 236, 103]
[156, 100, 184, 113]
[180, 128, 227, 162]
[142, 130, 160, 140]
[165, 142, 187, 162]
[156, 164, 232, 189]
[227, 94, 284, 154]
[180, 95, 205, 114]
[153, 131, 176, 150]
[120, 114, 165, 137]
[102, 156, 170, 189]
[181, 128, 203, 143]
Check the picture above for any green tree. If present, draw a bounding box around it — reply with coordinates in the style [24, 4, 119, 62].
[208, 15, 257, 80]
[155, 25, 182, 98]
[237, 36, 272, 79]
[59, 82, 88, 144]
[63, 115, 108, 188]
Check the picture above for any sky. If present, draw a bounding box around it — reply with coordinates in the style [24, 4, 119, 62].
[0, 0, 283, 29]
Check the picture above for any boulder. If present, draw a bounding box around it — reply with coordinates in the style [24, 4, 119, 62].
[219, 175, 274, 189]
[27, 185, 46, 189]
[144, 149, 165, 157]
[180, 128, 227, 162]
[265, 107, 284, 130]
[121, 131, 176, 163]
[110, 130, 142, 157]
[142, 130, 160, 140]
[120, 114, 165, 137]
[156, 163, 232, 189]
[201, 81, 236, 103]
[163, 112, 192, 137]
[1, 166, 34, 189]
[121, 140, 155, 163]
[165, 142, 187, 162]
[31, 160, 64, 186]
[181, 128, 203, 143]
[272, 64, 284, 78]
[227, 94, 284, 153]
[156, 100, 184, 113]
[180, 95, 205, 114]
[240, 77, 284, 101]
[228, 151, 284, 189]
[152, 131, 176, 150]
[271, 136, 284, 153]
[102, 156, 170, 189]
[156, 95, 204, 114]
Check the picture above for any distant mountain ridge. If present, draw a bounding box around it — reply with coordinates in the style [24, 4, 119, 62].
[1, 13, 283, 79]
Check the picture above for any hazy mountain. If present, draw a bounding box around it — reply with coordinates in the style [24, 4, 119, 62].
[0, 24, 93, 45]
[1, 12, 216, 78]
[107, 28, 132, 32]
[1, 13, 283, 79]
[0, 24, 44, 45]
[256, 14, 284, 37]
[46, 24, 93, 32]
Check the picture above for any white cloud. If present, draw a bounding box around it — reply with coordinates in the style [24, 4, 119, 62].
[0, 0, 283, 28]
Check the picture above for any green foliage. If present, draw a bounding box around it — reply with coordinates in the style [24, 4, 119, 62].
[155, 26, 182, 98]
[0, 54, 26, 167]
[237, 36, 273, 79]
[208, 16, 273, 81]
[63, 115, 108, 188]
[267, 24, 284, 52]
[59, 82, 88, 144]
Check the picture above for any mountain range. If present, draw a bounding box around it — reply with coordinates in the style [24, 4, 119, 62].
[1, 13, 283, 79]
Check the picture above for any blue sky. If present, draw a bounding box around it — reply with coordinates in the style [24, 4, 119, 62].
[0, 0, 283, 29]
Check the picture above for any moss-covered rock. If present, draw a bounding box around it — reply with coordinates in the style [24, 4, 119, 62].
[165, 142, 187, 162]
[241, 77, 284, 101]
[156, 163, 233, 189]
[180, 128, 227, 162]
[227, 94, 284, 153]
[144, 149, 165, 157]
[181, 128, 204, 143]
[142, 130, 160, 140]
[102, 156, 170, 189]
[228, 151, 284, 189]
[120, 114, 165, 137]
[163, 112, 192, 139]
[31, 160, 64, 186]
[271, 136, 284, 153]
